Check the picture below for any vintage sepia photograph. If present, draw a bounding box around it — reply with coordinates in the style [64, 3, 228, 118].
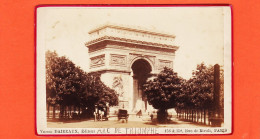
[36, 6, 232, 135]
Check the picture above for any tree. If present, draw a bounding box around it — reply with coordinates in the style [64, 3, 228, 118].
[46, 51, 87, 118]
[143, 67, 182, 123]
[81, 73, 119, 118]
[45, 51, 118, 119]
[178, 63, 215, 123]
[175, 78, 193, 118]
[46, 51, 60, 118]
[190, 63, 214, 110]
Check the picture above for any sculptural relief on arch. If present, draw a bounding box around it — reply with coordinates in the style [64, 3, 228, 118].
[85, 24, 179, 114]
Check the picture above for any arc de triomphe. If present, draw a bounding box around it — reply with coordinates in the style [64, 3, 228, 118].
[85, 24, 179, 113]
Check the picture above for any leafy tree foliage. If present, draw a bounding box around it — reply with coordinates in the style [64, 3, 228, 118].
[46, 51, 83, 107]
[144, 63, 223, 123]
[45, 51, 118, 118]
[176, 79, 193, 109]
[176, 63, 215, 110]
[83, 74, 118, 111]
[143, 67, 182, 123]
[176, 63, 224, 123]
[189, 63, 214, 109]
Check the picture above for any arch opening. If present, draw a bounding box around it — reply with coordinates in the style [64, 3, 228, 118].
[131, 59, 152, 112]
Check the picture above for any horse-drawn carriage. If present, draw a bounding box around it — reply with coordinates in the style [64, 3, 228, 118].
[117, 109, 129, 122]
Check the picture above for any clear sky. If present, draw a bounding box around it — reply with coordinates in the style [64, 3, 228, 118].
[38, 6, 227, 79]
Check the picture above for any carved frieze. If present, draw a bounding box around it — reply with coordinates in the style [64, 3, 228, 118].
[158, 59, 173, 70]
[90, 54, 105, 68]
[110, 54, 127, 66]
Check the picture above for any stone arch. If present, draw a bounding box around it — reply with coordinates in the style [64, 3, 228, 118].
[130, 58, 153, 112]
[129, 56, 154, 73]
[131, 59, 152, 76]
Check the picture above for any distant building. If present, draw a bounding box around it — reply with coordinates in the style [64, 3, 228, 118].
[85, 24, 179, 113]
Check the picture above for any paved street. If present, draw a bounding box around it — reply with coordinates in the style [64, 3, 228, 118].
[47, 116, 209, 128]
